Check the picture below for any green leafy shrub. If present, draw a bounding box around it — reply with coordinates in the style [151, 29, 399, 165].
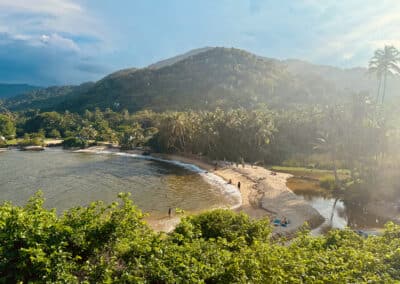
[62, 137, 88, 149]
[1, 193, 400, 282]
[173, 209, 270, 246]
[320, 175, 338, 190]
[18, 133, 44, 147]
[0, 114, 16, 139]
[48, 129, 61, 138]
[0, 138, 6, 148]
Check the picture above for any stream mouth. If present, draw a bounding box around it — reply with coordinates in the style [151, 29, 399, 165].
[288, 177, 386, 234]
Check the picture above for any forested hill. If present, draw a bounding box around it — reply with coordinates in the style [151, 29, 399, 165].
[4, 83, 94, 111]
[0, 83, 40, 99]
[54, 47, 306, 112]
[4, 47, 400, 112]
[283, 59, 400, 98]
[147, 47, 213, 69]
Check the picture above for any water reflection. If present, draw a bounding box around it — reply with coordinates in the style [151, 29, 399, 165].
[289, 178, 385, 234]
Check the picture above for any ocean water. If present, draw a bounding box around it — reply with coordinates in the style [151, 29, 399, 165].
[0, 148, 240, 214]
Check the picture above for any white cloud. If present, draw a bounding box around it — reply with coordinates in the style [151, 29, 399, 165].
[0, 0, 82, 15]
[370, 40, 400, 49]
[1, 32, 80, 53]
[305, 1, 400, 66]
[0, 0, 101, 39]
[0, 32, 108, 85]
[342, 53, 354, 60]
[0, 1, 109, 85]
[39, 33, 80, 52]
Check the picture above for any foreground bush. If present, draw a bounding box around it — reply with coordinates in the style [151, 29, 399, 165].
[0, 192, 399, 282]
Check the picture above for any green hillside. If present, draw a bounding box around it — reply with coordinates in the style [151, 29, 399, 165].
[4, 83, 94, 111]
[0, 83, 40, 99]
[60, 47, 304, 112]
[5, 47, 399, 113]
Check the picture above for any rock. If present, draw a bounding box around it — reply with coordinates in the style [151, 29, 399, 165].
[21, 146, 45, 151]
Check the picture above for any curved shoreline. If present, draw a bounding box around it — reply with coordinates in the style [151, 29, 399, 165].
[157, 154, 324, 234]
[73, 147, 323, 233]
[141, 152, 324, 234]
[74, 148, 243, 232]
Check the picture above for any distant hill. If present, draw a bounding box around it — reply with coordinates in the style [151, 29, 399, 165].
[148, 47, 213, 69]
[5, 83, 94, 111]
[283, 59, 400, 99]
[0, 84, 41, 99]
[47, 47, 324, 112]
[5, 47, 400, 112]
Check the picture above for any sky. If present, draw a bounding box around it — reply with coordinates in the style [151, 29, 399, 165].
[1, 0, 400, 86]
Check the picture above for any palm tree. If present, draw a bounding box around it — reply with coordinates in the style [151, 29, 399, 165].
[369, 45, 400, 104]
[313, 132, 341, 186]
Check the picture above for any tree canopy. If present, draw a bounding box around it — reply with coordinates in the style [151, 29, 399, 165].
[1, 193, 400, 283]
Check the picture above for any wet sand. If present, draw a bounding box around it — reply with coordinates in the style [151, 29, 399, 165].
[152, 153, 324, 234]
[72, 148, 323, 234]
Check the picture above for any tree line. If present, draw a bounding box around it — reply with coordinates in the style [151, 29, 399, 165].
[0, 95, 395, 171]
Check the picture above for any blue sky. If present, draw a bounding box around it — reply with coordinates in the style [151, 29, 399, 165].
[1, 0, 400, 86]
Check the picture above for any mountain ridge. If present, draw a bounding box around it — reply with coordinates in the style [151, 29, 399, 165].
[0, 83, 41, 99]
[4, 47, 400, 112]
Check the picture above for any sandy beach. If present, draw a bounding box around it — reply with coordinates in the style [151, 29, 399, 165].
[149, 153, 324, 234]
[72, 147, 324, 234]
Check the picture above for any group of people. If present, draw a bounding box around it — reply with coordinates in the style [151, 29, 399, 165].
[228, 179, 241, 190]
[273, 216, 289, 227]
[168, 176, 289, 229]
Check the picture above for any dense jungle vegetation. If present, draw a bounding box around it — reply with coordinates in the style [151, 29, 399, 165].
[1, 192, 400, 283]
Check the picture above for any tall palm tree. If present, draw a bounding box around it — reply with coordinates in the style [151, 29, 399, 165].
[313, 132, 340, 186]
[369, 45, 400, 104]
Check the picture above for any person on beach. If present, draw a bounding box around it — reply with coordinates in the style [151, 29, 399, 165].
[237, 181, 241, 190]
[241, 157, 245, 168]
[168, 208, 172, 218]
[281, 217, 288, 226]
[228, 179, 232, 184]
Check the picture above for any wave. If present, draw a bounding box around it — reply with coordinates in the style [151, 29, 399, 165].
[84, 150, 242, 209]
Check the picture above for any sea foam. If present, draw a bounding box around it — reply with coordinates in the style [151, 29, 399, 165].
[86, 150, 242, 209]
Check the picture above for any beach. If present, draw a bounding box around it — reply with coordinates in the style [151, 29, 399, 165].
[73, 147, 324, 233]
[149, 153, 324, 234]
